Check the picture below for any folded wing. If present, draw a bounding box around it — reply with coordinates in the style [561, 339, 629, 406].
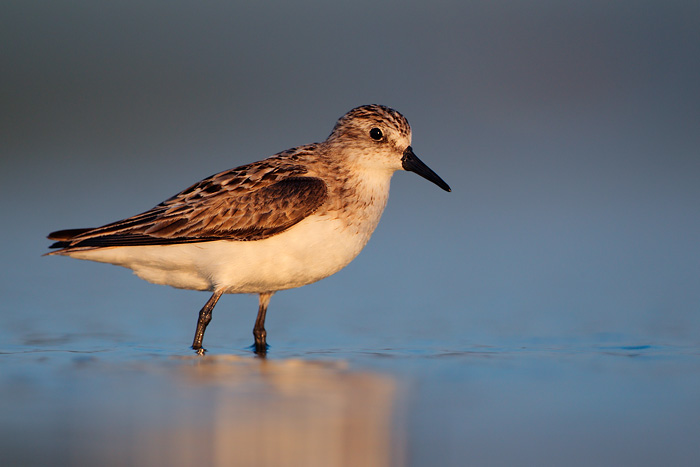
[48, 164, 328, 252]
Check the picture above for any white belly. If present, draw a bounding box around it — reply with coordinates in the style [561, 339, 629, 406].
[63, 214, 376, 294]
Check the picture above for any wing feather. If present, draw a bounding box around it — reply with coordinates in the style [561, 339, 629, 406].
[48, 160, 328, 251]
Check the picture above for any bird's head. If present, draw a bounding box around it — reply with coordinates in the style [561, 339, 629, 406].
[327, 104, 451, 192]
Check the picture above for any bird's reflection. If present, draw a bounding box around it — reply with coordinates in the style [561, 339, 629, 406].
[128, 355, 403, 467]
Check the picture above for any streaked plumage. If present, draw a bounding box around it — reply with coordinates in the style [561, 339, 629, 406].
[47, 104, 450, 354]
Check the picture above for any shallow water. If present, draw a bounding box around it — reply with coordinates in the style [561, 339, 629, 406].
[2, 333, 699, 467]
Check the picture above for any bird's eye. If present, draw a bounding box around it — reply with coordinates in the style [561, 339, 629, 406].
[369, 128, 383, 141]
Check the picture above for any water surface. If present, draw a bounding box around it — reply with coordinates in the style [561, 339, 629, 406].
[2, 334, 698, 466]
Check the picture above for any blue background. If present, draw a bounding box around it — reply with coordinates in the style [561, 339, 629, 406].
[2, 1, 699, 465]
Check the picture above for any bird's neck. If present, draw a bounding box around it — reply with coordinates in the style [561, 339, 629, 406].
[332, 166, 393, 237]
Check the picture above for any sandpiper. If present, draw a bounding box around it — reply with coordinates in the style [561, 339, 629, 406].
[47, 104, 451, 354]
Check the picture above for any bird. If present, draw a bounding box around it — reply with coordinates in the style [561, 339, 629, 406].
[46, 104, 451, 354]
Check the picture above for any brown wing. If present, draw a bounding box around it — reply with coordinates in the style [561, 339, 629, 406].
[48, 162, 328, 251]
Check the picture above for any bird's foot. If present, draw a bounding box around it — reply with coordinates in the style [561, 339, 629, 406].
[250, 341, 269, 357]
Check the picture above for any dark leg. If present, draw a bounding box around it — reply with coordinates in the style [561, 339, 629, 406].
[253, 292, 274, 355]
[192, 290, 223, 354]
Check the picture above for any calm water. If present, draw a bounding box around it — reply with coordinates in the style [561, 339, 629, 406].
[2, 331, 699, 466]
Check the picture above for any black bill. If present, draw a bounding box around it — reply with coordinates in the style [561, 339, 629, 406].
[401, 146, 451, 192]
